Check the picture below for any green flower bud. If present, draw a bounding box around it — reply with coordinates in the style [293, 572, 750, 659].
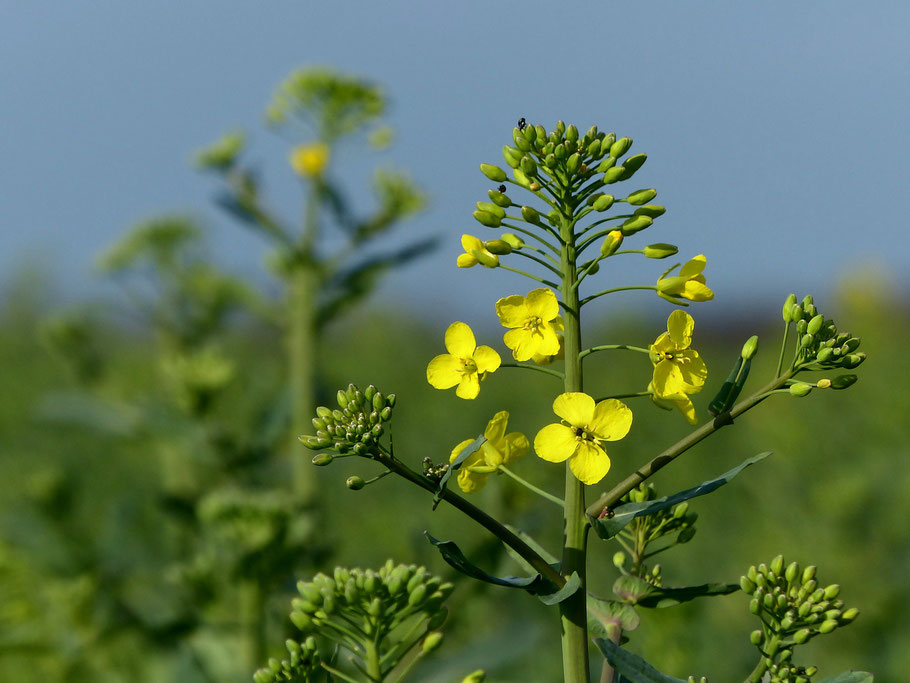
[790, 305, 804, 323]
[612, 551, 626, 569]
[565, 123, 579, 142]
[625, 188, 657, 205]
[788, 383, 811, 397]
[534, 124, 547, 142]
[770, 555, 785, 577]
[842, 352, 866, 368]
[544, 153, 558, 169]
[749, 597, 761, 614]
[422, 631, 444, 654]
[408, 583, 428, 607]
[501, 233, 524, 249]
[519, 155, 537, 176]
[480, 163, 507, 182]
[641, 243, 677, 259]
[800, 333, 815, 349]
[817, 347, 834, 363]
[475, 202, 505, 219]
[819, 619, 838, 634]
[502, 146, 522, 169]
[621, 215, 653, 235]
[316, 406, 333, 419]
[523, 124, 537, 143]
[521, 206, 541, 225]
[785, 562, 800, 585]
[427, 607, 448, 630]
[513, 129, 531, 152]
[741, 335, 759, 360]
[597, 156, 617, 173]
[749, 629, 764, 645]
[290, 611, 312, 630]
[385, 393, 396, 407]
[488, 189, 512, 207]
[610, 136, 632, 157]
[801, 565, 817, 585]
[841, 607, 859, 621]
[823, 584, 840, 600]
[346, 476, 366, 490]
[311, 453, 334, 466]
[473, 210, 501, 228]
[604, 166, 625, 184]
[461, 671, 486, 683]
[567, 152, 581, 174]
[601, 230, 624, 256]
[592, 193, 615, 211]
[587, 139, 602, 157]
[484, 239, 512, 255]
[620, 153, 647, 179]
[553, 143, 566, 161]
[807, 314, 824, 335]
[634, 205, 666, 219]
[372, 393, 384, 413]
[677, 526, 697, 543]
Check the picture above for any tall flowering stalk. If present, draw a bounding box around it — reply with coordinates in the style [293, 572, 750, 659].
[295, 120, 870, 682]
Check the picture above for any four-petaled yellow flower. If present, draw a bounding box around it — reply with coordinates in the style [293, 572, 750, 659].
[457, 235, 499, 269]
[656, 255, 714, 302]
[649, 310, 707, 424]
[534, 393, 632, 485]
[427, 322, 501, 399]
[449, 411, 529, 493]
[495, 288, 564, 362]
[290, 142, 330, 178]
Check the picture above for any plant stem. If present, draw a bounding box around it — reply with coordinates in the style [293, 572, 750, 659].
[559, 212, 592, 683]
[776, 320, 791, 377]
[498, 465, 564, 507]
[364, 636, 382, 682]
[499, 264, 560, 289]
[579, 344, 650, 360]
[500, 362, 565, 380]
[580, 285, 656, 307]
[585, 370, 795, 519]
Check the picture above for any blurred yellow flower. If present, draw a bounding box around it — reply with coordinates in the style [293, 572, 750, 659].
[495, 288, 563, 362]
[534, 392, 632, 485]
[457, 235, 499, 269]
[290, 142, 330, 177]
[656, 255, 714, 302]
[449, 411, 529, 493]
[427, 322, 501, 400]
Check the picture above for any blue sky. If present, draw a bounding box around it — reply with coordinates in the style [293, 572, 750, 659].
[1, 1, 907, 323]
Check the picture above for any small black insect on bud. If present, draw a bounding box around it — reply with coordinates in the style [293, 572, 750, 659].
[498, 184, 506, 193]
[517, 117, 527, 130]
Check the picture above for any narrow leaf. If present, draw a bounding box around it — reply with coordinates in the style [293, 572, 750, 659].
[592, 452, 771, 540]
[635, 582, 739, 608]
[425, 532, 556, 595]
[538, 572, 581, 606]
[433, 435, 484, 509]
[593, 638, 689, 683]
[818, 673, 874, 683]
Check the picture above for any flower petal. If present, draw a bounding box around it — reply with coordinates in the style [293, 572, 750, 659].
[552, 392, 595, 427]
[672, 394, 698, 425]
[445, 322, 476, 357]
[455, 372, 480, 399]
[427, 354, 461, 389]
[484, 410, 509, 446]
[495, 295, 529, 328]
[536, 325, 562, 357]
[457, 468, 489, 493]
[675, 350, 707, 390]
[503, 432, 530, 464]
[679, 254, 707, 278]
[461, 234, 484, 252]
[504, 328, 537, 362]
[590, 399, 633, 441]
[479, 441, 503, 467]
[569, 441, 611, 485]
[473, 345, 501, 374]
[457, 253, 479, 268]
[525, 288, 560, 321]
[682, 280, 714, 302]
[667, 310, 694, 347]
[653, 360, 686, 398]
[449, 438, 476, 463]
[534, 423, 579, 462]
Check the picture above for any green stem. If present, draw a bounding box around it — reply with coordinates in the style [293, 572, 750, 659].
[500, 362, 565, 380]
[499, 264, 560, 289]
[579, 344, 650, 360]
[776, 320, 791, 377]
[241, 580, 266, 675]
[377, 452, 565, 588]
[585, 370, 796, 519]
[498, 465, 564, 507]
[593, 391, 652, 401]
[511, 248, 564, 275]
[321, 662, 363, 683]
[745, 634, 779, 683]
[580, 286, 656, 307]
[559, 212, 591, 683]
[500, 221, 563, 254]
[364, 636, 382, 682]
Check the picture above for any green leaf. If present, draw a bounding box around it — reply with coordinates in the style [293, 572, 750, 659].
[504, 525, 559, 565]
[538, 572, 581, 606]
[424, 533, 557, 595]
[635, 582, 739, 608]
[591, 452, 771, 540]
[593, 638, 689, 683]
[588, 596, 640, 641]
[818, 673, 874, 683]
[432, 435, 485, 509]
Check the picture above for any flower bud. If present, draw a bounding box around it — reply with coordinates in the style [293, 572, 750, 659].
[601, 230, 624, 256]
[790, 305, 804, 323]
[741, 335, 759, 360]
[604, 166, 625, 184]
[740, 576, 757, 593]
[816, 378, 832, 389]
[823, 584, 840, 600]
[567, 152, 581, 174]
[749, 598, 761, 614]
[484, 239, 512, 255]
[785, 562, 800, 585]
[612, 551, 627, 569]
[643, 243, 678, 259]
[520, 155, 537, 177]
[502, 146, 522, 169]
[472, 210, 501, 228]
[621, 215, 653, 235]
[626, 188, 657, 205]
[311, 453, 334, 466]
[597, 157, 617, 173]
[592, 193, 615, 211]
[819, 619, 838, 634]
[488, 189, 512, 207]
[480, 163, 507, 182]
[501, 233, 524, 249]
[789, 383, 812, 397]
[290, 611, 312, 630]
[807, 314, 824, 335]
[750, 629, 764, 645]
[610, 137, 632, 157]
[634, 205, 666, 218]
[421, 631, 444, 654]
[461, 671, 486, 683]
[842, 352, 866, 368]
[528, 182, 541, 191]
[677, 526, 696, 543]
[620, 153, 647, 179]
[346, 476, 366, 490]
[770, 555, 785, 577]
[587, 139, 602, 157]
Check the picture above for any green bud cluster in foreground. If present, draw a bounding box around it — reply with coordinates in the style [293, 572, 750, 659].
[299, 383, 395, 456]
[285, 561, 452, 680]
[741, 555, 859, 682]
[782, 294, 865, 371]
[253, 636, 321, 683]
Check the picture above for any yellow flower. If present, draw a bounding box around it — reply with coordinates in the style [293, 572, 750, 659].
[534, 392, 632, 485]
[449, 411, 529, 493]
[656, 255, 714, 302]
[530, 334, 564, 365]
[495, 288, 564, 362]
[457, 234, 499, 269]
[290, 142, 330, 177]
[648, 310, 707, 424]
[427, 322, 501, 399]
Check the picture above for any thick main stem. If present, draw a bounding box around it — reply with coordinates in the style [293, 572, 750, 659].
[560, 215, 591, 683]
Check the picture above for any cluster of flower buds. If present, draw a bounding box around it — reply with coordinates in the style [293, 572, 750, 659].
[741, 555, 859, 682]
[253, 636, 321, 683]
[299, 383, 395, 457]
[474, 120, 664, 237]
[612, 484, 698, 584]
[782, 294, 865, 372]
[289, 561, 451, 675]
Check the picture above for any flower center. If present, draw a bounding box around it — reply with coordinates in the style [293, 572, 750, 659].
[460, 357, 477, 375]
[524, 315, 544, 334]
[573, 425, 599, 444]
